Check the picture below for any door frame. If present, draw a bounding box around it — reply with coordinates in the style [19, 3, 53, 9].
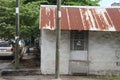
[69, 30, 89, 75]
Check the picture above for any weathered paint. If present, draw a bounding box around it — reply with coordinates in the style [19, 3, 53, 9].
[89, 31, 120, 75]
[41, 30, 120, 75]
[41, 30, 70, 74]
[69, 51, 88, 74]
[40, 5, 120, 31]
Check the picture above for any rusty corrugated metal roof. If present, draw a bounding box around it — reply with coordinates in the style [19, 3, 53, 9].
[40, 5, 120, 31]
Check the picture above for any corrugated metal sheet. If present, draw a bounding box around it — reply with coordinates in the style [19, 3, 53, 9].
[40, 5, 120, 31]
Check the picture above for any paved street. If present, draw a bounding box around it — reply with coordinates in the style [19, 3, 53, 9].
[0, 75, 107, 80]
[0, 48, 110, 80]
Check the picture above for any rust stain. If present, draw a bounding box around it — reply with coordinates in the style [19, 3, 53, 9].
[104, 11, 113, 28]
[67, 7, 83, 30]
[91, 9, 99, 29]
[83, 8, 91, 30]
[87, 9, 94, 30]
[89, 9, 98, 30]
[61, 7, 69, 30]
[93, 9, 104, 30]
[40, 5, 120, 31]
[106, 8, 120, 31]
[41, 7, 47, 29]
[99, 12, 107, 30]
[66, 7, 71, 30]
[79, 8, 84, 30]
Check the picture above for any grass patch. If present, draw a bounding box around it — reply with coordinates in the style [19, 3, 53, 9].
[110, 76, 120, 80]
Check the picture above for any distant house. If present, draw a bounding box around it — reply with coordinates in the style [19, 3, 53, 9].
[111, 2, 120, 6]
[40, 5, 120, 75]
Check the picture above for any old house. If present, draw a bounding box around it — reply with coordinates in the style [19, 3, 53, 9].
[111, 2, 120, 6]
[40, 5, 120, 75]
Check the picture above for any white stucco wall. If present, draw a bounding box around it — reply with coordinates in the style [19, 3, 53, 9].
[41, 30, 70, 74]
[89, 31, 120, 75]
[41, 30, 120, 75]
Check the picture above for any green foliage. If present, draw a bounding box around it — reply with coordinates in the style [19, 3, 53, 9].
[0, 0, 15, 38]
[47, 0, 100, 6]
[0, 0, 41, 39]
[0, 0, 100, 39]
[19, 0, 41, 39]
[110, 76, 120, 80]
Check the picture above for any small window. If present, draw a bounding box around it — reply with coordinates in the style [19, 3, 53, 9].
[0, 42, 10, 47]
[70, 31, 88, 50]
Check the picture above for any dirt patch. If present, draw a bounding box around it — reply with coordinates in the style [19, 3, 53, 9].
[20, 58, 40, 69]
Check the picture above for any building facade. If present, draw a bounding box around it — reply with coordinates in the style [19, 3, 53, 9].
[111, 2, 120, 6]
[40, 5, 120, 75]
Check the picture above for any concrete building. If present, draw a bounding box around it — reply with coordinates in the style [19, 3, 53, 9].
[111, 2, 120, 6]
[40, 5, 120, 75]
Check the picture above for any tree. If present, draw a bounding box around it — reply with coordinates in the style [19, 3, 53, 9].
[0, 0, 42, 40]
[0, 0, 15, 39]
[0, 0, 100, 40]
[46, 0, 100, 6]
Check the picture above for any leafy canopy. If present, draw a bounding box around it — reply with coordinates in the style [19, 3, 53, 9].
[0, 0, 100, 39]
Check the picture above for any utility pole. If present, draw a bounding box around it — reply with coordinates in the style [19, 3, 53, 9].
[15, 0, 20, 69]
[55, 0, 61, 79]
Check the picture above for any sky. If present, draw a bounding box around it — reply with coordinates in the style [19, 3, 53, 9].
[99, 0, 120, 6]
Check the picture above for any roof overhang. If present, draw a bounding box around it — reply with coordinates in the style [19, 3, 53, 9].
[40, 5, 120, 31]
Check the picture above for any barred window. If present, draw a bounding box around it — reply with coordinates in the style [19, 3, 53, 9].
[70, 31, 88, 50]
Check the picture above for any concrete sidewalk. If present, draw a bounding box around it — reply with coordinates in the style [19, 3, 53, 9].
[0, 75, 107, 80]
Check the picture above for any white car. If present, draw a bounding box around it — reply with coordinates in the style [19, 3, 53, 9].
[0, 41, 14, 56]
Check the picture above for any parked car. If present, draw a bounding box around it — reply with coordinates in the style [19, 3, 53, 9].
[0, 41, 14, 56]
